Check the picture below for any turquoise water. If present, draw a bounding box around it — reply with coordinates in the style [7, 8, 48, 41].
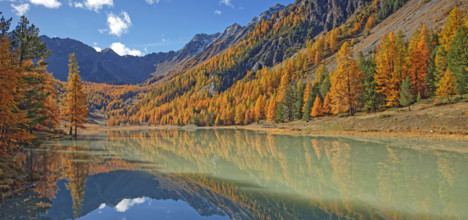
[1, 129, 467, 219]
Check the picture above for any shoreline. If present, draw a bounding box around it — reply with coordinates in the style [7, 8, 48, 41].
[83, 123, 468, 140]
[75, 122, 468, 154]
[80, 101, 468, 141]
[78, 121, 468, 140]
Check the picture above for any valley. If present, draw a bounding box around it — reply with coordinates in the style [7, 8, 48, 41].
[0, 0, 467, 219]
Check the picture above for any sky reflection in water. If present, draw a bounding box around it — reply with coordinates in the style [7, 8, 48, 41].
[1, 129, 467, 220]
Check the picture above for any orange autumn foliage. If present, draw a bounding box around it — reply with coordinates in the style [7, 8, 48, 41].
[375, 32, 408, 107]
[302, 82, 312, 113]
[409, 34, 430, 97]
[435, 70, 457, 100]
[0, 36, 30, 157]
[329, 42, 364, 116]
[322, 93, 331, 115]
[310, 96, 323, 117]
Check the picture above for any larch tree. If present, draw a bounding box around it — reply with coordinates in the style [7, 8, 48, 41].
[365, 16, 375, 33]
[266, 93, 277, 122]
[310, 95, 323, 117]
[435, 8, 463, 78]
[63, 54, 88, 137]
[329, 42, 364, 116]
[375, 32, 408, 107]
[277, 70, 290, 102]
[254, 95, 265, 122]
[409, 33, 430, 98]
[313, 65, 327, 86]
[435, 70, 457, 101]
[329, 28, 339, 52]
[438, 8, 463, 52]
[10, 16, 53, 133]
[0, 33, 30, 157]
[322, 93, 331, 115]
[235, 104, 245, 125]
[302, 82, 312, 113]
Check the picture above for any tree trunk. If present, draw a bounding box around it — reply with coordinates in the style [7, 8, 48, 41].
[74, 126, 77, 137]
[69, 126, 72, 136]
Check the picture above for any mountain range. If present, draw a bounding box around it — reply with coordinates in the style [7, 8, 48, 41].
[42, 4, 286, 84]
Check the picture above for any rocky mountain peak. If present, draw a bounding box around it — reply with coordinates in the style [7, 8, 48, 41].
[249, 3, 286, 25]
[216, 23, 243, 41]
[179, 33, 221, 57]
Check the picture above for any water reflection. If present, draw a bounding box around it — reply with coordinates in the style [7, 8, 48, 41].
[1, 129, 467, 220]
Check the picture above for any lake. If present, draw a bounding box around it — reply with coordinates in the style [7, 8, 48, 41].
[1, 129, 467, 219]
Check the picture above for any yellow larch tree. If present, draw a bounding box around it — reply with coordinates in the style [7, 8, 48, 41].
[254, 95, 266, 121]
[375, 32, 408, 107]
[365, 16, 375, 32]
[322, 93, 331, 115]
[0, 35, 30, 156]
[302, 82, 312, 113]
[266, 93, 277, 122]
[435, 8, 464, 77]
[409, 34, 430, 97]
[329, 42, 364, 116]
[62, 54, 89, 137]
[234, 104, 245, 125]
[310, 95, 323, 117]
[435, 70, 457, 101]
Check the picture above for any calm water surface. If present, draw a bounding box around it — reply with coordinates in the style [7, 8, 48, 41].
[1, 129, 467, 219]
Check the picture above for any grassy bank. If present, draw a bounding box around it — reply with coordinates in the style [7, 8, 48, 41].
[241, 100, 468, 139]
[83, 100, 468, 140]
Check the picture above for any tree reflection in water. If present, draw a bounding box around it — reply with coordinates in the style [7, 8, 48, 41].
[1, 129, 466, 220]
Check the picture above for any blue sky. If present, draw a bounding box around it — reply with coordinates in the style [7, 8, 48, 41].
[0, 0, 295, 56]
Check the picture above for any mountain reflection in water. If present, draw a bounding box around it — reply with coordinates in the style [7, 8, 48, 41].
[1, 129, 467, 220]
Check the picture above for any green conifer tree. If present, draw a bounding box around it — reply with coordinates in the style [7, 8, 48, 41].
[447, 26, 468, 96]
[399, 76, 414, 110]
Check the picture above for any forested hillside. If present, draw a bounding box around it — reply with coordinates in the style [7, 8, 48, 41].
[105, 0, 467, 126]
[41, 4, 286, 84]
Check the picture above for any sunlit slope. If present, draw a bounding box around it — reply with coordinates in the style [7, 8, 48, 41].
[111, 0, 465, 126]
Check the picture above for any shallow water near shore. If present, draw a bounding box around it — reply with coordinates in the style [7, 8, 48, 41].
[1, 129, 467, 219]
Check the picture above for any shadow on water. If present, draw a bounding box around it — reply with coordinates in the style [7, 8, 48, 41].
[1, 129, 467, 219]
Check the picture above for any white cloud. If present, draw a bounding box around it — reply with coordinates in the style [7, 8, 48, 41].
[115, 197, 146, 212]
[214, 10, 222, 15]
[29, 0, 62, 8]
[80, 0, 113, 12]
[220, 0, 233, 7]
[74, 2, 83, 8]
[93, 42, 101, 52]
[106, 11, 131, 37]
[145, 0, 159, 4]
[110, 42, 142, 56]
[11, 3, 30, 16]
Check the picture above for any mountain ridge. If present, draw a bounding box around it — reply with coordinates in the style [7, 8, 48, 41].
[42, 4, 287, 84]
